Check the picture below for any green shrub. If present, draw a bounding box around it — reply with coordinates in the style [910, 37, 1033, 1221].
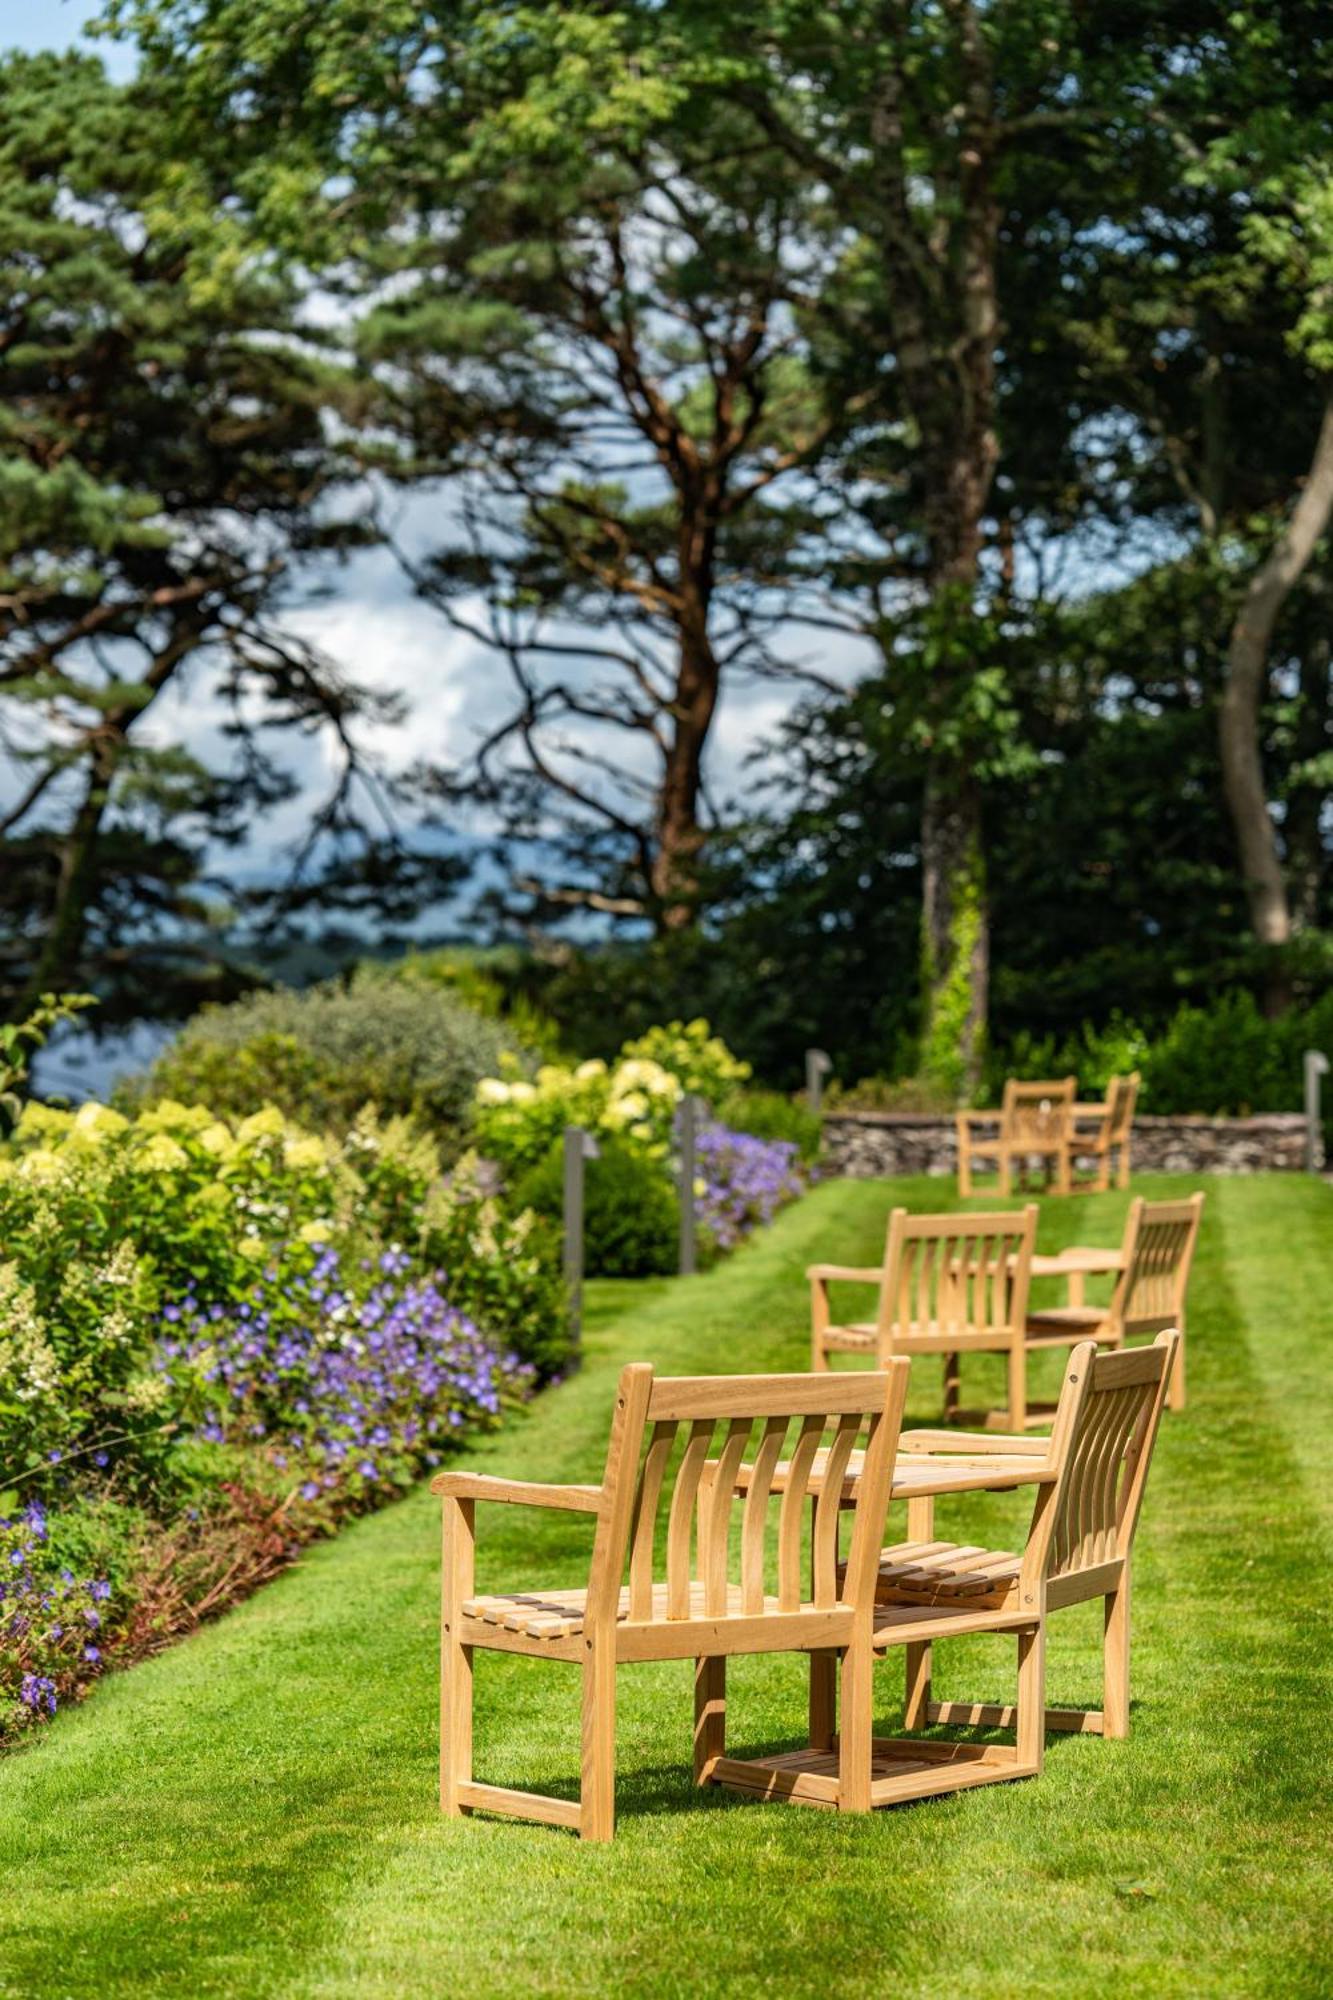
[618, 1019, 751, 1103]
[715, 1087, 823, 1161]
[514, 1138, 680, 1279]
[123, 972, 526, 1152]
[371, 948, 566, 1061]
[995, 989, 1333, 1116]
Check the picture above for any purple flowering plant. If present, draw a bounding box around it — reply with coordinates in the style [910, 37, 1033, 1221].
[156, 1243, 533, 1506]
[694, 1123, 808, 1253]
[1, 1499, 113, 1737]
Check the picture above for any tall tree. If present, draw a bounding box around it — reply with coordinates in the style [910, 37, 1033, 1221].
[0, 51, 403, 1017]
[106, 3, 845, 935]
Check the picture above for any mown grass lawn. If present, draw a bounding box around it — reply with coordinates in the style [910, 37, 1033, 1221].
[1, 1174, 1329, 1999]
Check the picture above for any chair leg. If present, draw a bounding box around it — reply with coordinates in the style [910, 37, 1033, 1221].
[808, 1648, 837, 1752]
[1005, 1339, 1027, 1432]
[580, 1642, 616, 1842]
[1016, 1623, 1046, 1775]
[1168, 1332, 1186, 1411]
[997, 1151, 1011, 1198]
[1118, 1145, 1131, 1191]
[942, 1350, 961, 1424]
[1054, 1143, 1071, 1196]
[837, 1639, 874, 1812]
[1104, 1579, 1131, 1738]
[958, 1142, 972, 1198]
[694, 1655, 726, 1782]
[904, 1641, 932, 1730]
[440, 1496, 475, 1817]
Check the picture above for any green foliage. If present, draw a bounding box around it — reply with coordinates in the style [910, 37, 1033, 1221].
[419, 1156, 572, 1379]
[127, 975, 526, 1151]
[0, 993, 96, 1128]
[619, 1020, 751, 1104]
[514, 1139, 679, 1280]
[714, 1088, 822, 1162]
[374, 949, 565, 1060]
[996, 990, 1333, 1117]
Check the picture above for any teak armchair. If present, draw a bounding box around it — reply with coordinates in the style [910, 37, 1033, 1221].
[1026, 1193, 1203, 1410]
[1069, 1072, 1140, 1191]
[435, 1362, 910, 1841]
[809, 1205, 1040, 1430]
[856, 1330, 1178, 1751]
[956, 1077, 1077, 1197]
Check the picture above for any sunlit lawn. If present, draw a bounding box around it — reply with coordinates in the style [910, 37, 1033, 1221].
[0, 1174, 1328, 1998]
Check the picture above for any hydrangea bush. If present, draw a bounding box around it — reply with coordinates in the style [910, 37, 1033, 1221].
[473, 1053, 683, 1174]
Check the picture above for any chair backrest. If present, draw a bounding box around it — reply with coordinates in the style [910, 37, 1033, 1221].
[586, 1363, 910, 1630]
[1025, 1333, 1178, 1591]
[875, 1205, 1037, 1342]
[1001, 1076, 1076, 1148]
[1101, 1071, 1140, 1148]
[1110, 1193, 1204, 1338]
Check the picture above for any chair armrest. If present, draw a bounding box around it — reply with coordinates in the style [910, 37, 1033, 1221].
[1071, 1102, 1108, 1119]
[954, 1110, 996, 1129]
[430, 1472, 604, 1512]
[806, 1263, 882, 1284]
[899, 1428, 1046, 1456]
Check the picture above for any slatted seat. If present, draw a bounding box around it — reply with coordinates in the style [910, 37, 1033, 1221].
[1022, 1194, 1203, 1409]
[810, 1207, 1042, 1429]
[462, 1580, 782, 1640]
[435, 1364, 910, 1839]
[956, 1077, 1076, 1197]
[871, 1540, 1022, 1602]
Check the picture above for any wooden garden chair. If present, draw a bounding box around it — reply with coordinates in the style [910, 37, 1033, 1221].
[1025, 1193, 1203, 1410]
[956, 1076, 1077, 1197]
[856, 1331, 1179, 1753]
[1069, 1072, 1140, 1191]
[809, 1205, 1039, 1430]
[435, 1361, 910, 1841]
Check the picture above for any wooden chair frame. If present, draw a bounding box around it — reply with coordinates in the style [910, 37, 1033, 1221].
[436, 1362, 910, 1841]
[809, 1205, 1040, 1429]
[1026, 1193, 1203, 1411]
[1069, 1072, 1140, 1191]
[864, 1331, 1178, 1750]
[956, 1077, 1077, 1198]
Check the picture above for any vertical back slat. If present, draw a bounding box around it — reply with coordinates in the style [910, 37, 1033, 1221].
[627, 1420, 676, 1621]
[665, 1419, 715, 1618]
[777, 1416, 828, 1611]
[740, 1416, 788, 1612]
[703, 1419, 753, 1615]
[812, 1413, 863, 1605]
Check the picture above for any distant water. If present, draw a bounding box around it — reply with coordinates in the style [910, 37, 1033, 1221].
[31, 1019, 178, 1105]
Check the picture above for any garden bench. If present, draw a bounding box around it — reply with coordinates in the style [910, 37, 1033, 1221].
[1025, 1193, 1202, 1410]
[748, 1332, 1177, 1804]
[809, 1205, 1041, 1429]
[434, 1362, 910, 1841]
[1068, 1072, 1140, 1191]
[956, 1076, 1077, 1197]
[867, 1330, 1179, 1745]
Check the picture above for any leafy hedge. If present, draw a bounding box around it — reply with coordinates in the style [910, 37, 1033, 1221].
[996, 990, 1333, 1116]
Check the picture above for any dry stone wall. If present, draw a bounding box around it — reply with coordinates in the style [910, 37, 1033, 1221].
[821, 1111, 1313, 1179]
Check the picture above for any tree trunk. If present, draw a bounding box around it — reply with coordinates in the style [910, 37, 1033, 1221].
[651, 614, 719, 932]
[1286, 630, 1330, 933]
[16, 732, 121, 1012]
[920, 769, 988, 1096]
[1219, 388, 1333, 1012]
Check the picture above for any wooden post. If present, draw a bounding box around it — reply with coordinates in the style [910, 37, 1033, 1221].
[1304, 1050, 1328, 1173]
[804, 1047, 832, 1115]
[678, 1093, 701, 1276]
[563, 1124, 599, 1357]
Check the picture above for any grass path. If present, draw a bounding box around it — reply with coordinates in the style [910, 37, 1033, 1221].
[1, 1175, 1330, 1998]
